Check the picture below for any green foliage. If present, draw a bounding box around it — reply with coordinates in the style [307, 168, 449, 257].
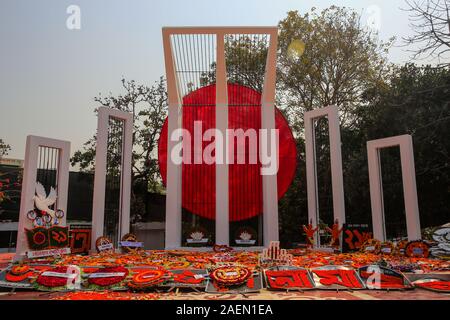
[359, 64, 450, 230]
[277, 6, 392, 132]
[70, 77, 168, 221]
[0, 138, 11, 158]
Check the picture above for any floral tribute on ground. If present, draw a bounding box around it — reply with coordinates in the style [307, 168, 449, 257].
[1, 239, 449, 295]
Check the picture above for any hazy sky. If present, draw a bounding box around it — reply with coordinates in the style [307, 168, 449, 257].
[0, 0, 436, 163]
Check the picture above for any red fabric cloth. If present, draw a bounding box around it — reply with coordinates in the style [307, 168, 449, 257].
[158, 83, 297, 221]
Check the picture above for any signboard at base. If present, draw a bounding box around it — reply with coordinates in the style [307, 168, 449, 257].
[27, 247, 71, 259]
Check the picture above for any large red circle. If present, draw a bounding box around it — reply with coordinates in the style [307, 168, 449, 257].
[158, 83, 297, 221]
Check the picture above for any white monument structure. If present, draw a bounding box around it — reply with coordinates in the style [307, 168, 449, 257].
[162, 26, 280, 248]
[304, 105, 346, 246]
[367, 134, 422, 241]
[91, 107, 133, 250]
[14, 136, 70, 260]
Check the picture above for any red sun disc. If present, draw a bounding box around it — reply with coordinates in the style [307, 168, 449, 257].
[158, 83, 297, 221]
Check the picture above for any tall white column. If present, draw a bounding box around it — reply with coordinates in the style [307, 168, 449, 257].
[261, 30, 279, 246]
[91, 107, 133, 250]
[304, 105, 346, 246]
[162, 28, 183, 249]
[215, 32, 229, 245]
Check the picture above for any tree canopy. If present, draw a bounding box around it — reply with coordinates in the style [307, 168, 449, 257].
[0, 139, 11, 159]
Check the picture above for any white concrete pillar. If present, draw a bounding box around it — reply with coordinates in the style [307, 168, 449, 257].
[367, 134, 421, 241]
[304, 105, 346, 246]
[162, 28, 183, 249]
[261, 30, 279, 246]
[91, 107, 133, 250]
[215, 32, 229, 245]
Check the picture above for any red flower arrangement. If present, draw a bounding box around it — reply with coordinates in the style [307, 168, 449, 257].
[359, 271, 407, 289]
[128, 269, 167, 289]
[405, 240, 430, 258]
[173, 270, 204, 285]
[414, 280, 450, 292]
[265, 269, 314, 289]
[88, 266, 129, 287]
[36, 266, 74, 288]
[6, 265, 32, 283]
[209, 266, 251, 286]
[313, 269, 364, 289]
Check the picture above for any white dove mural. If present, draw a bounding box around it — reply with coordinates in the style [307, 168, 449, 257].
[33, 182, 57, 218]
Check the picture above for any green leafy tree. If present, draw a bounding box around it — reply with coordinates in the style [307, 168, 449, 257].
[276, 7, 393, 245]
[0, 138, 11, 158]
[277, 7, 392, 131]
[71, 77, 168, 221]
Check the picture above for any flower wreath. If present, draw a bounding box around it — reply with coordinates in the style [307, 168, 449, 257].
[35, 266, 78, 290]
[394, 240, 409, 256]
[164, 259, 191, 270]
[87, 266, 129, 288]
[95, 236, 114, 254]
[209, 266, 251, 287]
[185, 255, 210, 264]
[128, 268, 168, 290]
[360, 239, 381, 254]
[379, 241, 395, 255]
[405, 240, 430, 258]
[6, 265, 32, 283]
[121, 233, 142, 254]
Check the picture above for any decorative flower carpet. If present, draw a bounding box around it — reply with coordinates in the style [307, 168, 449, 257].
[0, 251, 448, 300]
